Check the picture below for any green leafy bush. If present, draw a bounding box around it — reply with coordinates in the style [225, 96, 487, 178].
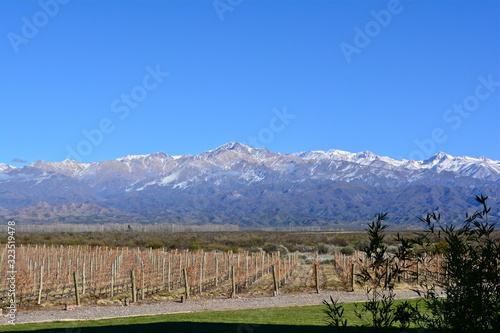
[339, 246, 354, 256]
[324, 195, 500, 331]
[413, 195, 499, 331]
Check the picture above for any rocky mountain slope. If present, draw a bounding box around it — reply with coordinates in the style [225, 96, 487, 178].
[1, 142, 498, 228]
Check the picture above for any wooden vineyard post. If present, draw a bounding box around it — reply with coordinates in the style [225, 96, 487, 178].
[67, 259, 72, 292]
[56, 257, 61, 280]
[73, 272, 80, 306]
[403, 259, 408, 281]
[82, 262, 86, 295]
[254, 255, 258, 281]
[214, 256, 219, 287]
[110, 263, 115, 298]
[289, 255, 292, 280]
[350, 263, 355, 292]
[199, 262, 203, 294]
[314, 263, 320, 294]
[130, 270, 137, 303]
[261, 252, 265, 278]
[245, 255, 249, 288]
[37, 265, 44, 305]
[183, 268, 189, 300]
[202, 252, 207, 283]
[397, 258, 402, 283]
[272, 265, 279, 296]
[230, 265, 236, 298]
[89, 259, 93, 286]
[277, 258, 281, 286]
[167, 262, 171, 292]
[162, 258, 165, 285]
[223, 251, 227, 274]
[141, 261, 145, 300]
[384, 259, 390, 289]
[227, 252, 231, 280]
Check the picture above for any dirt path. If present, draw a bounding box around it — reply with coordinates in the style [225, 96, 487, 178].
[2, 290, 420, 325]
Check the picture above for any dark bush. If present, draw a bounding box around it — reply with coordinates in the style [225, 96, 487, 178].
[339, 246, 354, 256]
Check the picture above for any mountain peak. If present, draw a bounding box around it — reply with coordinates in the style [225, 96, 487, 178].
[217, 142, 253, 152]
[117, 152, 172, 162]
[422, 152, 453, 166]
[433, 152, 451, 160]
[27, 159, 87, 176]
[355, 151, 377, 159]
[0, 163, 14, 172]
[205, 142, 257, 157]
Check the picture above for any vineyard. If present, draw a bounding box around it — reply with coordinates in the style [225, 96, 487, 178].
[0, 244, 445, 308]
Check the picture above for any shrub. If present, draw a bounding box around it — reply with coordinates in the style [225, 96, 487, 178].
[333, 236, 349, 247]
[352, 239, 369, 251]
[316, 242, 330, 254]
[327, 213, 408, 329]
[433, 240, 450, 254]
[413, 195, 500, 331]
[339, 246, 354, 256]
[293, 244, 314, 252]
[262, 243, 289, 255]
[385, 245, 398, 254]
[325, 196, 500, 331]
[246, 247, 263, 253]
[188, 243, 200, 251]
[323, 296, 347, 329]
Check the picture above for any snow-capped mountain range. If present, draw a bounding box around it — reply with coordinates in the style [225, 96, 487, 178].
[1, 142, 498, 228]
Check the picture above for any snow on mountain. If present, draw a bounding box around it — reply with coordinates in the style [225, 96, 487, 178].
[196, 142, 275, 165]
[293, 149, 405, 169]
[418, 152, 500, 181]
[1, 142, 499, 227]
[0, 163, 14, 173]
[115, 152, 179, 175]
[2, 144, 499, 186]
[28, 159, 89, 177]
[293, 149, 500, 182]
[370, 152, 500, 182]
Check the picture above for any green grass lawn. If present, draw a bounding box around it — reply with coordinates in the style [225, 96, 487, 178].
[0, 299, 430, 333]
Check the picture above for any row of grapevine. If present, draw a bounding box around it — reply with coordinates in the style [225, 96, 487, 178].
[0, 244, 447, 307]
[332, 250, 446, 289]
[0, 244, 298, 307]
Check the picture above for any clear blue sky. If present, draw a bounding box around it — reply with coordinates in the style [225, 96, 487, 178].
[1, 0, 499, 164]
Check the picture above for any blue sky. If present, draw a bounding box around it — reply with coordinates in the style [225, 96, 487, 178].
[1, 0, 499, 164]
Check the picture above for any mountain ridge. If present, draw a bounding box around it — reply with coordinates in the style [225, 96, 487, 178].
[1, 143, 498, 228]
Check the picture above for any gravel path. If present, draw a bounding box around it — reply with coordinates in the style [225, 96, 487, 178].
[2, 290, 419, 325]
